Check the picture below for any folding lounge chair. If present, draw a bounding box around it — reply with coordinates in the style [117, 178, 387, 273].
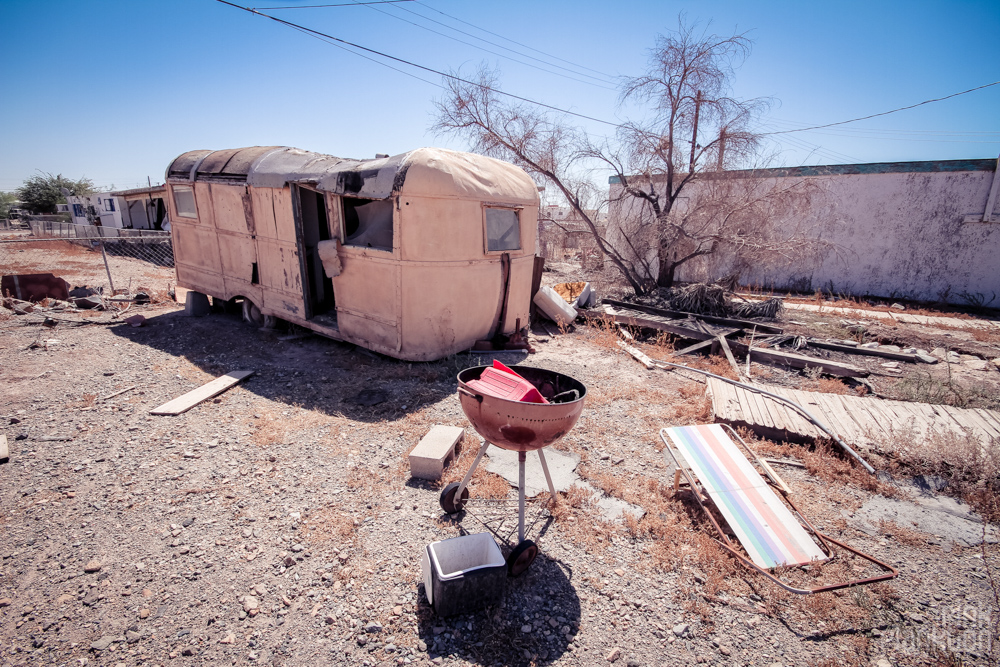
[660, 424, 897, 594]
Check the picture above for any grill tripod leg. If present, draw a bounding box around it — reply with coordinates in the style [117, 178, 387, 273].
[456, 440, 490, 499]
[537, 448, 557, 505]
[518, 451, 526, 543]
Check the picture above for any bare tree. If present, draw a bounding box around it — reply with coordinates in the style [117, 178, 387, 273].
[434, 19, 826, 294]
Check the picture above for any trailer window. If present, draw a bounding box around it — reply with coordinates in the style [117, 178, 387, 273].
[343, 198, 393, 251]
[485, 207, 520, 251]
[172, 185, 197, 219]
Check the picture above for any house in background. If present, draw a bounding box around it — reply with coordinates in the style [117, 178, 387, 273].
[66, 192, 126, 227]
[111, 185, 169, 231]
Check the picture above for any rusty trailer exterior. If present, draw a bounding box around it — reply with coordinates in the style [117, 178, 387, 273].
[164, 146, 538, 361]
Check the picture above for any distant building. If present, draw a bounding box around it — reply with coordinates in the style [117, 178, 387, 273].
[537, 204, 605, 269]
[111, 185, 169, 231]
[66, 193, 126, 228]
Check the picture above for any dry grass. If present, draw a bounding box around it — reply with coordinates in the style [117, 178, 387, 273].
[878, 518, 930, 547]
[438, 435, 511, 500]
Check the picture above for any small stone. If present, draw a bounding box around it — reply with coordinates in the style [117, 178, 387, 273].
[672, 623, 689, 637]
[606, 647, 621, 662]
[416, 640, 427, 652]
[719, 646, 731, 656]
[126, 630, 141, 644]
[890, 303, 905, 310]
[614, 568, 625, 577]
[365, 621, 382, 633]
[521, 624, 532, 633]
[0, 598, 11, 607]
[181, 517, 195, 528]
[90, 636, 116, 651]
[875, 660, 892, 667]
[83, 560, 102, 573]
[627, 660, 640, 667]
[964, 359, 988, 371]
[291, 544, 304, 553]
[243, 595, 259, 613]
[385, 644, 397, 653]
[219, 633, 236, 645]
[356, 635, 368, 647]
[324, 615, 336, 625]
[139, 608, 150, 619]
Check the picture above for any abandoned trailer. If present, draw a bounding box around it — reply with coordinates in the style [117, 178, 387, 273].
[165, 146, 539, 361]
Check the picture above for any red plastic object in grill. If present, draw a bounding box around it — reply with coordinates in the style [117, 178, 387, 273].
[466, 365, 548, 404]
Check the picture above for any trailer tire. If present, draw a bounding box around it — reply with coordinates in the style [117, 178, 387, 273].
[242, 298, 277, 329]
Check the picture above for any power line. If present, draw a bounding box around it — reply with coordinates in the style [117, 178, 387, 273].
[253, 1, 413, 9]
[216, 0, 621, 127]
[413, 1, 618, 81]
[387, 2, 619, 86]
[762, 80, 1000, 136]
[355, 1, 618, 89]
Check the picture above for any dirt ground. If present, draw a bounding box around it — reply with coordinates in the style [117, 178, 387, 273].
[2, 270, 1000, 666]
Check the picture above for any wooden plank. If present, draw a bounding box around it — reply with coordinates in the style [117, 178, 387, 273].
[726, 340, 869, 378]
[762, 386, 822, 439]
[807, 339, 920, 363]
[717, 381, 744, 423]
[815, 393, 869, 444]
[602, 298, 783, 334]
[707, 378, 742, 423]
[739, 383, 777, 431]
[150, 371, 254, 416]
[717, 335, 744, 378]
[0, 434, 7, 464]
[733, 384, 764, 430]
[973, 409, 1000, 435]
[938, 405, 1000, 438]
[670, 338, 716, 357]
[956, 407, 1000, 439]
[605, 311, 714, 341]
[845, 396, 894, 444]
[617, 341, 654, 370]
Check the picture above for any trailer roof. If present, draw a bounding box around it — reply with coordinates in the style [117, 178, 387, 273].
[165, 146, 536, 203]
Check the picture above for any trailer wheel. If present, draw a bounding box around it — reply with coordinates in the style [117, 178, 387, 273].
[242, 298, 277, 329]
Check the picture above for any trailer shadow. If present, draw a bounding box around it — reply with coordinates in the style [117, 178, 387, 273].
[109, 307, 527, 424]
[414, 554, 581, 667]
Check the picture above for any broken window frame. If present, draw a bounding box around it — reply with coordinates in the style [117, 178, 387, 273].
[172, 185, 198, 219]
[340, 195, 395, 253]
[483, 205, 522, 254]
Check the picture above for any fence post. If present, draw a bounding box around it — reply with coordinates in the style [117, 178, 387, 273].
[99, 239, 116, 294]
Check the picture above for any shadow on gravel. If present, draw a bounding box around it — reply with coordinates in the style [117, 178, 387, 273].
[109, 308, 525, 423]
[414, 552, 581, 666]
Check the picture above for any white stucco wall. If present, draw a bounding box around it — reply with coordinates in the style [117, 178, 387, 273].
[608, 160, 1000, 304]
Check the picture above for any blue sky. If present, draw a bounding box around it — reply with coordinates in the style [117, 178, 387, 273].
[1, 0, 998, 193]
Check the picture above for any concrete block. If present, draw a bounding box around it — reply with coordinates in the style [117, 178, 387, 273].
[409, 425, 464, 480]
[184, 291, 211, 317]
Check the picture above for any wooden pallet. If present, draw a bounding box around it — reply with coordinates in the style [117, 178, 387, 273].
[707, 378, 1000, 452]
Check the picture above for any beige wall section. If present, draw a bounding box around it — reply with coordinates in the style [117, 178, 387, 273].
[333, 252, 400, 354]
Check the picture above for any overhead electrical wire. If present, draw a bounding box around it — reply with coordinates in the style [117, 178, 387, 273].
[218, 0, 996, 159]
[216, 0, 622, 127]
[412, 1, 618, 81]
[761, 80, 1000, 136]
[253, 1, 413, 9]
[352, 0, 618, 89]
[386, 2, 619, 86]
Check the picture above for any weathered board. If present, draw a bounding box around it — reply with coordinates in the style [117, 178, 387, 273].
[150, 371, 254, 416]
[706, 377, 1000, 455]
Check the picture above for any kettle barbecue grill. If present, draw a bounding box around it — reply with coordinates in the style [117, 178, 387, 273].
[440, 365, 587, 576]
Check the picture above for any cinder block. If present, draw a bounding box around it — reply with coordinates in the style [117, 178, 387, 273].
[409, 425, 464, 480]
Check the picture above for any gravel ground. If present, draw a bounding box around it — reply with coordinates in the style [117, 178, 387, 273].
[1, 297, 999, 667]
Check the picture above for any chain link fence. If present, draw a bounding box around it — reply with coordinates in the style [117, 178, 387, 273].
[0, 220, 175, 296]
